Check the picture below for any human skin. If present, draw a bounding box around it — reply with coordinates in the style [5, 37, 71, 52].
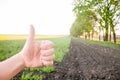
[0, 25, 55, 80]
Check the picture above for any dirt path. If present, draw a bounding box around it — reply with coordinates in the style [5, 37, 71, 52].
[44, 38, 120, 80]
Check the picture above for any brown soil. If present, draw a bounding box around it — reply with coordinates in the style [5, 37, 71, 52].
[43, 38, 120, 80]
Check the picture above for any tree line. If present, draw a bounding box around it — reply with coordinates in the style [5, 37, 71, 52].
[70, 0, 120, 43]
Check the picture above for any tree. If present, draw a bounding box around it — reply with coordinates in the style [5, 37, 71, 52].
[108, 0, 120, 43]
[70, 21, 83, 37]
[70, 10, 97, 39]
[96, 0, 120, 43]
[73, 0, 120, 43]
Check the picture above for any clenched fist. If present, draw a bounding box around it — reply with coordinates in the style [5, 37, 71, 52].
[21, 25, 55, 67]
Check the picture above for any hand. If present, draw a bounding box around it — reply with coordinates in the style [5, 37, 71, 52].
[20, 25, 55, 68]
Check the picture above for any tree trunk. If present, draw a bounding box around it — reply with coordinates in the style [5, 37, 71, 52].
[102, 28, 105, 41]
[109, 29, 111, 42]
[104, 28, 108, 41]
[92, 33, 93, 40]
[91, 30, 94, 40]
[99, 34, 101, 41]
[113, 32, 116, 43]
[110, 19, 116, 43]
[99, 26, 101, 41]
[104, 20, 109, 41]
[88, 32, 90, 39]
[112, 27, 116, 43]
[85, 32, 87, 39]
[104, 32, 108, 41]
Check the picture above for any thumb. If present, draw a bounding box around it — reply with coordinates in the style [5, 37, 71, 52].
[27, 24, 35, 43]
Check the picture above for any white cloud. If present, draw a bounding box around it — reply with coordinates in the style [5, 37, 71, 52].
[0, 0, 75, 35]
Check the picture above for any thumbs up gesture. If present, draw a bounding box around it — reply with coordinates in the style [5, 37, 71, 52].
[21, 25, 55, 68]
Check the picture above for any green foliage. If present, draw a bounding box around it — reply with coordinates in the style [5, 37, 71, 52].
[70, 21, 83, 37]
[70, 10, 97, 37]
[41, 66, 54, 73]
[21, 72, 43, 80]
[0, 40, 25, 61]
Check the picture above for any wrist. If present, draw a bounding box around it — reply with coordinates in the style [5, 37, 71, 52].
[18, 51, 26, 68]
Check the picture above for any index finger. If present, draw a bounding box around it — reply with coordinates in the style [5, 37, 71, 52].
[40, 40, 54, 50]
[41, 48, 54, 56]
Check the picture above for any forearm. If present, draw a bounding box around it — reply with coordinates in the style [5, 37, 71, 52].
[0, 52, 25, 80]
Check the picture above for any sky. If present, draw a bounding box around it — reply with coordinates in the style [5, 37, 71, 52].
[0, 0, 75, 35]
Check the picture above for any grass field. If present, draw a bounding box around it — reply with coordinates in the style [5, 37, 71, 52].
[0, 35, 71, 80]
[80, 38, 120, 48]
